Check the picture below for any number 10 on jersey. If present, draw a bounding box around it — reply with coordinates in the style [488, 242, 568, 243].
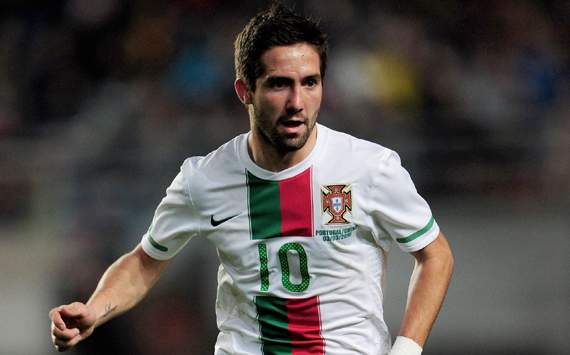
[258, 242, 310, 293]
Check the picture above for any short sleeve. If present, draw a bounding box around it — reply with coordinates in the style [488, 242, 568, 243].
[141, 167, 200, 260]
[369, 151, 439, 252]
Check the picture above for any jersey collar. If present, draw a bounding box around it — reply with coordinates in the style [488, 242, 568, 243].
[239, 123, 328, 180]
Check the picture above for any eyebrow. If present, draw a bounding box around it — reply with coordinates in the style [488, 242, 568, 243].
[266, 76, 293, 85]
[265, 74, 322, 84]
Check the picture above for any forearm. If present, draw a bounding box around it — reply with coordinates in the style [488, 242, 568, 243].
[86, 245, 169, 328]
[399, 234, 454, 347]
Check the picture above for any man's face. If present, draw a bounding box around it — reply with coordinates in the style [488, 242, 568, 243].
[248, 43, 323, 152]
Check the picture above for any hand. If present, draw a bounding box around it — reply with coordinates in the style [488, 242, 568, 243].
[49, 302, 97, 352]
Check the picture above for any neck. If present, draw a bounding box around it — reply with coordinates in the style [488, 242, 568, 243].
[247, 126, 318, 172]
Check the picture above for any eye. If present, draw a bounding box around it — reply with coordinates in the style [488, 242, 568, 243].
[267, 78, 289, 89]
[303, 77, 320, 87]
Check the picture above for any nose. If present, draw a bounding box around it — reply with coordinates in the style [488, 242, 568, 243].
[286, 85, 303, 115]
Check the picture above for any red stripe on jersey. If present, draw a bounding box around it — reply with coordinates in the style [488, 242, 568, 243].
[287, 296, 324, 355]
[279, 168, 313, 237]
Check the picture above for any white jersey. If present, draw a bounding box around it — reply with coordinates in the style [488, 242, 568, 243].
[141, 124, 439, 355]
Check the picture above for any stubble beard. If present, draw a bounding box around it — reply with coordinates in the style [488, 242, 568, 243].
[253, 112, 317, 154]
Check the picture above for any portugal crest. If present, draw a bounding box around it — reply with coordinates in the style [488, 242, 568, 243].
[321, 184, 352, 224]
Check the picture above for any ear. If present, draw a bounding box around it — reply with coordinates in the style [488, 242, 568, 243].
[234, 79, 252, 105]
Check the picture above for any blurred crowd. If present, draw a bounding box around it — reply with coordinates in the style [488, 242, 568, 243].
[1, 0, 568, 190]
[0, 0, 568, 354]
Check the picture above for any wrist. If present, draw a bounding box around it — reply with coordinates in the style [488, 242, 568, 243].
[86, 296, 115, 327]
[388, 336, 422, 355]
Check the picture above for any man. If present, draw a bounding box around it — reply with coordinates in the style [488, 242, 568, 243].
[50, 3, 453, 354]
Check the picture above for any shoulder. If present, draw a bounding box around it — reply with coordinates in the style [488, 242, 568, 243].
[318, 124, 396, 167]
[178, 134, 249, 213]
[181, 133, 246, 178]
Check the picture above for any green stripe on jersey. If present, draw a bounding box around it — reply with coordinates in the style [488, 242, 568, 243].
[255, 296, 292, 355]
[247, 172, 282, 240]
[255, 295, 324, 354]
[396, 216, 435, 244]
[148, 234, 168, 252]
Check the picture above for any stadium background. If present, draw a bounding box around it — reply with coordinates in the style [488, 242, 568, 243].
[0, 0, 568, 354]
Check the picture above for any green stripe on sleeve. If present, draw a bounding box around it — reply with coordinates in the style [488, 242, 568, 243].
[148, 234, 168, 252]
[396, 216, 435, 244]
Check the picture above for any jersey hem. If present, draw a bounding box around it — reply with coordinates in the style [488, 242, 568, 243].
[397, 219, 440, 253]
[140, 235, 175, 261]
[396, 216, 435, 244]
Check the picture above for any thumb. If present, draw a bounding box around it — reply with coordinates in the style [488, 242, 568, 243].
[59, 302, 87, 319]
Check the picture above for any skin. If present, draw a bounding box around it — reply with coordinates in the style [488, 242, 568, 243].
[235, 43, 323, 172]
[49, 246, 169, 351]
[49, 42, 454, 352]
[402, 232, 454, 348]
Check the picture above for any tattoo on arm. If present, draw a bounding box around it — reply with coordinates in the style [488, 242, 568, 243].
[102, 303, 117, 319]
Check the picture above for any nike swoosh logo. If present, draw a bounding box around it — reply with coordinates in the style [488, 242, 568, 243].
[210, 214, 238, 227]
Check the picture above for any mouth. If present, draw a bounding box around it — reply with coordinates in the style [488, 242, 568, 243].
[278, 118, 306, 135]
[281, 120, 304, 128]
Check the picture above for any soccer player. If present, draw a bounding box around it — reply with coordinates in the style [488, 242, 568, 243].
[49, 3, 453, 354]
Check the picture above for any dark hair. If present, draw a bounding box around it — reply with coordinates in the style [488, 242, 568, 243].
[234, 2, 328, 91]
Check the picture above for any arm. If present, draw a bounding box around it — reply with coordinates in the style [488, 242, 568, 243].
[390, 232, 454, 354]
[49, 244, 170, 351]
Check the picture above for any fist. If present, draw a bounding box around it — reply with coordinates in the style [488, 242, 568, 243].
[49, 302, 96, 352]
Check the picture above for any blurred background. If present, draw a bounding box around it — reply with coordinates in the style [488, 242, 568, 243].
[0, 0, 568, 354]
